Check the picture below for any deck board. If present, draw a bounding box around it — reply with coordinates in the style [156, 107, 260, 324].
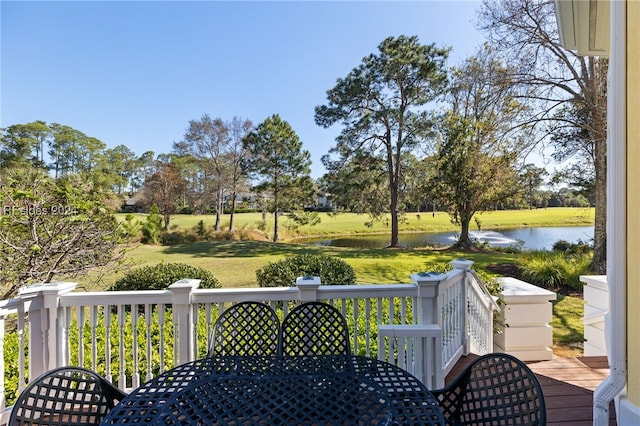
[446, 354, 616, 425]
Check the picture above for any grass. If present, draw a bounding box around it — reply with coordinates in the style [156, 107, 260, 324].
[104, 207, 593, 289]
[99, 208, 590, 355]
[88, 239, 586, 356]
[86, 240, 518, 290]
[120, 207, 594, 241]
[551, 293, 585, 355]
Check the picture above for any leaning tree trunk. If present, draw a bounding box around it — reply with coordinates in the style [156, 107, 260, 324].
[591, 122, 607, 274]
[387, 138, 401, 248]
[589, 57, 608, 275]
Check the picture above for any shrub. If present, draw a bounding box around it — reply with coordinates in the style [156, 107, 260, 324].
[110, 262, 221, 291]
[552, 239, 593, 256]
[256, 254, 356, 287]
[517, 252, 565, 289]
[558, 254, 592, 289]
[516, 250, 591, 290]
[120, 213, 141, 241]
[141, 204, 163, 244]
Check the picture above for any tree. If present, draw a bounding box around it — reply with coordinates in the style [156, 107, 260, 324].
[141, 162, 187, 230]
[226, 117, 253, 231]
[0, 166, 128, 299]
[0, 121, 50, 169]
[180, 115, 253, 231]
[48, 123, 106, 177]
[141, 204, 163, 244]
[101, 145, 139, 195]
[242, 114, 312, 242]
[315, 35, 449, 247]
[182, 115, 229, 231]
[398, 153, 436, 213]
[520, 164, 548, 209]
[478, 0, 607, 272]
[165, 150, 200, 213]
[320, 152, 389, 216]
[430, 47, 524, 248]
[133, 150, 156, 191]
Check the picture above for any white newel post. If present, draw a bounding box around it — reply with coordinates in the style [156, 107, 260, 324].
[411, 272, 442, 325]
[450, 258, 474, 272]
[296, 276, 321, 302]
[169, 279, 200, 366]
[18, 282, 77, 380]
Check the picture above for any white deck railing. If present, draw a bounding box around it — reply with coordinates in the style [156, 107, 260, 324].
[0, 258, 497, 412]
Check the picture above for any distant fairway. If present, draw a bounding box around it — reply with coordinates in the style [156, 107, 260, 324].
[118, 207, 594, 241]
[94, 208, 596, 290]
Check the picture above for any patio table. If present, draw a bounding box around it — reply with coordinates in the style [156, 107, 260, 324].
[100, 355, 444, 425]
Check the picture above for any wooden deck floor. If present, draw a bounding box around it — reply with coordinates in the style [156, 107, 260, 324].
[447, 354, 616, 425]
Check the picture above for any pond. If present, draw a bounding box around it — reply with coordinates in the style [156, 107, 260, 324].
[301, 226, 594, 251]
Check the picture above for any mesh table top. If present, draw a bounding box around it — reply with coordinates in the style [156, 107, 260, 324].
[101, 355, 444, 426]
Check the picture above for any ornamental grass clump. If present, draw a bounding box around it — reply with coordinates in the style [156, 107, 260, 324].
[516, 249, 592, 290]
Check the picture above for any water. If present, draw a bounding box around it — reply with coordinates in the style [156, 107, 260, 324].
[303, 226, 594, 251]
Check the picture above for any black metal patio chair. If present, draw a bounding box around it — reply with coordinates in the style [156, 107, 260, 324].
[209, 301, 281, 356]
[281, 301, 351, 356]
[431, 353, 546, 426]
[9, 366, 127, 426]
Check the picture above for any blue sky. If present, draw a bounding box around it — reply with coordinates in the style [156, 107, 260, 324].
[2, 0, 485, 178]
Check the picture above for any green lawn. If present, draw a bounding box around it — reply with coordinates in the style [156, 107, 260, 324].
[120, 207, 594, 241]
[102, 208, 589, 354]
[101, 207, 596, 289]
[87, 240, 517, 290]
[551, 293, 585, 351]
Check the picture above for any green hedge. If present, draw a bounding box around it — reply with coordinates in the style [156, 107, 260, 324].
[110, 263, 221, 291]
[256, 254, 356, 287]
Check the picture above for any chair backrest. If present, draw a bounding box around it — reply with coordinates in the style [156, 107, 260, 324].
[433, 353, 546, 425]
[209, 301, 281, 356]
[9, 366, 127, 426]
[281, 301, 351, 356]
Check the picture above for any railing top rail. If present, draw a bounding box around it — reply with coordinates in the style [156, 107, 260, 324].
[191, 283, 419, 304]
[0, 297, 21, 310]
[6, 282, 426, 310]
[192, 286, 300, 303]
[316, 283, 417, 299]
[59, 290, 174, 307]
[0, 298, 21, 317]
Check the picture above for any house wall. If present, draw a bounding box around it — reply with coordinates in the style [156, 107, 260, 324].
[627, 0, 640, 406]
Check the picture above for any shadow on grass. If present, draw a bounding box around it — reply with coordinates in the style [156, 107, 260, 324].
[162, 240, 418, 259]
[551, 293, 584, 346]
[161, 240, 516, 268]
[357, 263, 414, 283]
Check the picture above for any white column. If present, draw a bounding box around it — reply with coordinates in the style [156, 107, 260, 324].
[494, 277, 556, 361]
[18, 282, 77, 378]
[296, 276, 321, 302]
[169, 279, 200, 365]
